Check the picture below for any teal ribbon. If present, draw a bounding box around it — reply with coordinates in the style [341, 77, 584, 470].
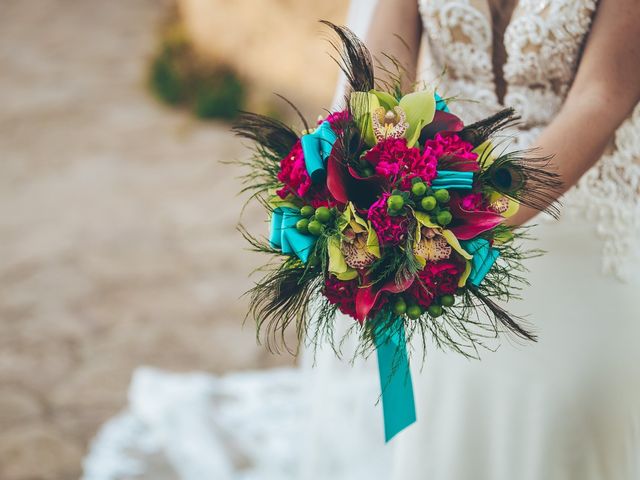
[300, 121, 337, 184]
[461, 238, 500, 286]
[269, 207, 315, 263]
[373, 313, 416, 442]
[435, 91, 450, 112]
[432, 170, 474, 190]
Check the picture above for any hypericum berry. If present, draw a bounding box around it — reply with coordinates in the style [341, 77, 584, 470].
[387, 194, 404, 211]
[411, 182, 427, 197]
[434, 189, 450, 204]
[428, 304, 443, 317]
[440, 294, 455, 307]
[315, 206, 331, 224]
[393, 298, 407, 316]
[420, 196, 437, 211]
[300, 205, 315, 218]
[436, 210, 452, 226]
[307, 220, 324, 236]
[295, 218, 309, 234]
[406, 304, 423, 320]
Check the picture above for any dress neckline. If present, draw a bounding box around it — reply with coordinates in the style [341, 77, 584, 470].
[485, 0, 520, 103]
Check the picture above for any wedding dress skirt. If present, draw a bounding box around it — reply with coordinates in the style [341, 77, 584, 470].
[83, 213, 640, 480]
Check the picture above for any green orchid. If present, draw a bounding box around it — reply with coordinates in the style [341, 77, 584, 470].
[413, 211, 473, 288]
[328, 203, 381, 280]
[267, 191, 302, 210]
[350, 89, 436, 148]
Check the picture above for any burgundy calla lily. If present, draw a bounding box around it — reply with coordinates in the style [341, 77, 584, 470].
[327, 154, 384, 210]
[355, 275, 415, 323]
[419, 110, 464, 142]
[448, 194, 505, 240]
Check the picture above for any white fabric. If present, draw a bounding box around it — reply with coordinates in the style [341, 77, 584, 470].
[83, 1, 640, 478]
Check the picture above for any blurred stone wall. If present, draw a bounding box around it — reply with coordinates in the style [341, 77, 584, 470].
[178, 0, 348, 114]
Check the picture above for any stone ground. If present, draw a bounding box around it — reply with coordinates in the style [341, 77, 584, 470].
[0, 1, 330, 478]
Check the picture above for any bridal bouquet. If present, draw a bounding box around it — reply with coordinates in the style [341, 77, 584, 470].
[235, 22, 560, 440]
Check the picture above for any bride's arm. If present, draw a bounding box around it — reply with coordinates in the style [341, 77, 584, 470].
[508, 0, 640, 226]
[363, 0, 422, 90]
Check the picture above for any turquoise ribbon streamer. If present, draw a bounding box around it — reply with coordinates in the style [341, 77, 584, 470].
[269, 207, 315, 263]
[300, 121, 337, 184]
[435, 92, 450, 112]
[432, 170, 474, 190]
[461, 238, 500, 286]
[374, 313, 416, 442]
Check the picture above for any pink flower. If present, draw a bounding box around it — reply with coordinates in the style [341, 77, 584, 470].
[277, 140, 312, 199]
[424, 133, 479, 171]
[324, 276, 358, 319]
[276, 140, 338, 207]
[367, 193, 409, 247]
[363, 138, 438, 189]
[324, 110, 350, 128]
[398, 147, 438, 190]
[407, 259, 465, 307]
[459, 193, 485, 211]
[422, 260, 465, 296]
[364, 138, 411, 179]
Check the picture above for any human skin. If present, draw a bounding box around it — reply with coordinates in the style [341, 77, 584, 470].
[363, 0, 640, 225]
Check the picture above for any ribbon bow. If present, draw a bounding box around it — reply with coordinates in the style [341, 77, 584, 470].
[300, 121, 337, 184]
[431, 170, 474, 190]
[373, 313, 416, 442]
[269, 207, 316, 263]
[461, 237, 500, 286]
[434, 91, 450, 112]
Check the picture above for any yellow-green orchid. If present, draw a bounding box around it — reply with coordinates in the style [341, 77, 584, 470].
[413, 211, 473, 287]
[267, 192, 302, 210]
[350, 89, 436, 148]
[328, 203, 381, 281]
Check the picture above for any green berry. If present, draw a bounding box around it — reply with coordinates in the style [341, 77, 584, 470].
[392, 298, 407, 316]
[362, 167, 374, 177]
[441, 294, 455, 307]
[420, 196, 437, 211]
[300, 205, 315, 218]
[436, 210, 453, 226]
[315, 206, 331, 224]
[411, 182, 427, 197]
[295, 218, 309, 233]
[307, 220, 324, 236]
[428, 304, 443, 317]
[434, 189, 450, 204]
[387, 194, 404, 211]
[406, 304, 423, 320]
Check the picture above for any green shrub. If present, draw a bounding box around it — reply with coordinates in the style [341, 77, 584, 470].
[150, 48, 184, 105]
[149, 28, 245, 121]
[194, 69, 244, 120]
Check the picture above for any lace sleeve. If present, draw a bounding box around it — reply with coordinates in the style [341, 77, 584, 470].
[562, 103, 640, 281]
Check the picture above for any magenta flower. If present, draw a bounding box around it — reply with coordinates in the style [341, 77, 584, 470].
[424, 133, 479, 172]
[368, 193, 409, 246]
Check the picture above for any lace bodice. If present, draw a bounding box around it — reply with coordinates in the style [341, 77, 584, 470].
[419, 0, 640, 279]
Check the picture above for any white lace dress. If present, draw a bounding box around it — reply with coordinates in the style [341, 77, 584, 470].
[82, 1, 640, 479]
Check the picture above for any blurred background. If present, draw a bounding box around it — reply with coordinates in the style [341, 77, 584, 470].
[0, 0, 347, 478]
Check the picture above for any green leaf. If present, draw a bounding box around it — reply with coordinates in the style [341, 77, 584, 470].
[399, 90, 436, 147]
[350, 91, 380, 146]
[370, 89, 398, 110]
